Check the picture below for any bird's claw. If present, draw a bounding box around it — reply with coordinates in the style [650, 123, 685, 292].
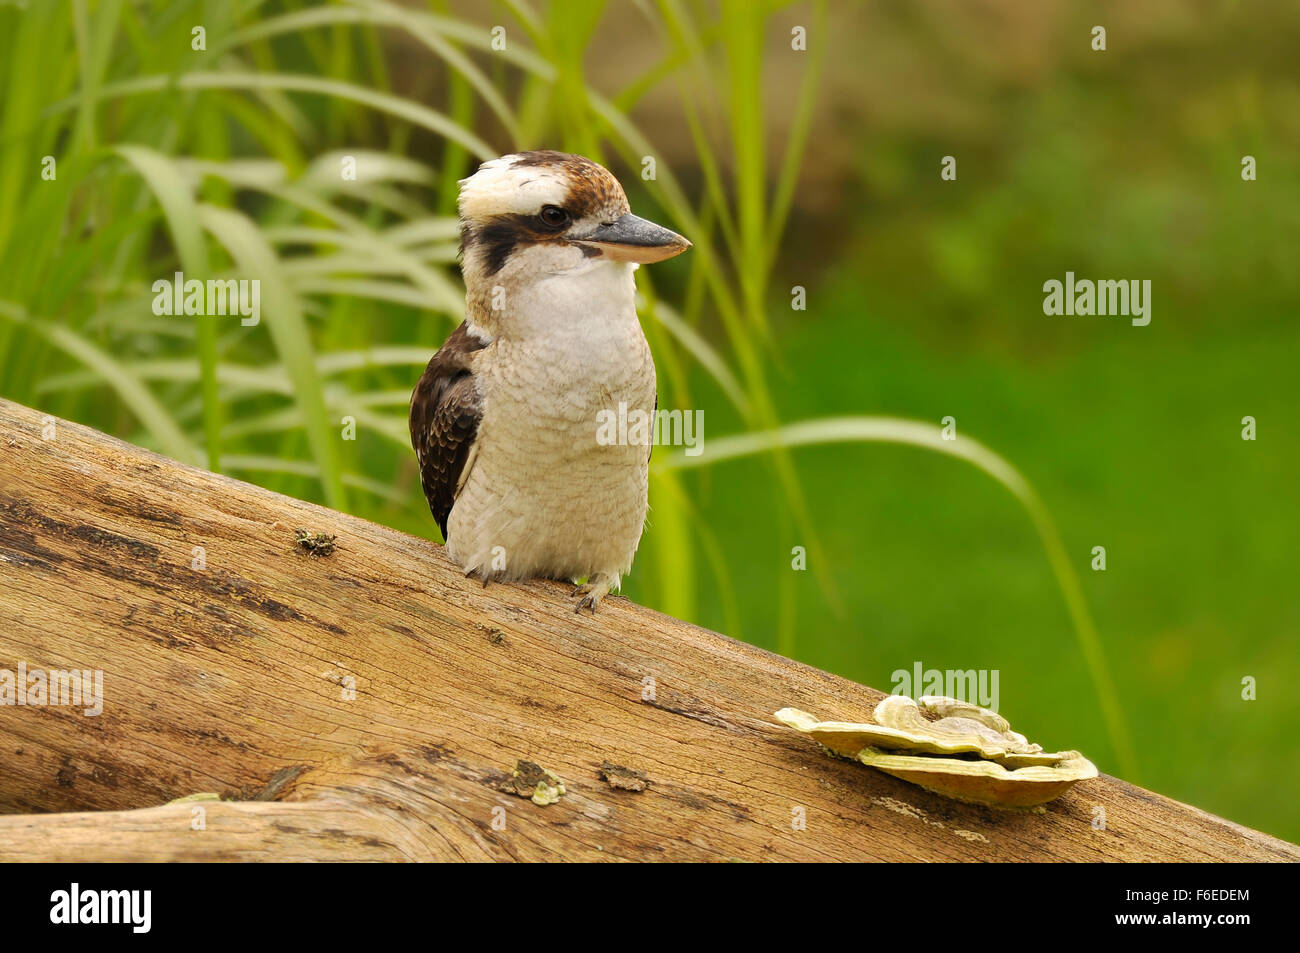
[572, 573, 615, 613]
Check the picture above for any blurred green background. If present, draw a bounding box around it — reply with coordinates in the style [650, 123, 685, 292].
[1, 0, 1296, 842]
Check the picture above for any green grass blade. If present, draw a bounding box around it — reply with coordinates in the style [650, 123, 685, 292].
[0, 300, 199, 465]
[115, 145, 221, 470]
[43, 72, 497, 160]
[197, 205, 347, 510]
[656, 416, 1139, 780]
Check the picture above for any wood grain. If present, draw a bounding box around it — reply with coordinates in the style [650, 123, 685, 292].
[0, 397, 1294, 861]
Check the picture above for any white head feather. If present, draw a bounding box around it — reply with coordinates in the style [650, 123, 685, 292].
[458, 153, 574, 222]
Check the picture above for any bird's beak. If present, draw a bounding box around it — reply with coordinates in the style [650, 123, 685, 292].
[572, 212, 691, 264]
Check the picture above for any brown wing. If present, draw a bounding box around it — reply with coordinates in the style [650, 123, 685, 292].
[409, 322, 488, 540]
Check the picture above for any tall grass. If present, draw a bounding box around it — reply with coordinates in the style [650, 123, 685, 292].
[0, 0, 1135, 777]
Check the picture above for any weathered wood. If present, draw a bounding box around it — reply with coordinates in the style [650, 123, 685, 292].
[0, 397, 1295, 862]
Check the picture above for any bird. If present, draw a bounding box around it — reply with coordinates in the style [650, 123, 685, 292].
[409, 150, 690, 612]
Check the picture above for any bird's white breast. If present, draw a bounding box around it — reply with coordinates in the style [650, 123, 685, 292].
[446, 260, 656, 583]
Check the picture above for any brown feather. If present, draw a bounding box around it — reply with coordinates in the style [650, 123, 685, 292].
[409, 323, 488, 539]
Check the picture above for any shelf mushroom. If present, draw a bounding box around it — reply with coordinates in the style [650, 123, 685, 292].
[776, 695, 1097, 809]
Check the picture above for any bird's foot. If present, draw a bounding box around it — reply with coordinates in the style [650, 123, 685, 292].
[465, 565, 493, 588]
[572, 572, 618, 613]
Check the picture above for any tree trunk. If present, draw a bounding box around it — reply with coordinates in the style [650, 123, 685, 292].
[0, 398, 1294, 861]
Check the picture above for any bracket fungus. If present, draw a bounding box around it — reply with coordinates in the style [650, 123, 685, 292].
[775, 696, 1097, 809]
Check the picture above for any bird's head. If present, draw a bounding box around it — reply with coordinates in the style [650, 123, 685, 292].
[457, 151, 689, 308]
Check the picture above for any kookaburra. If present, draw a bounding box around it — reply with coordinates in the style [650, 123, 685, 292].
[409, 151, 690, 611]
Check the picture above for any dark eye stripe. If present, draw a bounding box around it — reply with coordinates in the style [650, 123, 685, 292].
[463, 212, 574, 276]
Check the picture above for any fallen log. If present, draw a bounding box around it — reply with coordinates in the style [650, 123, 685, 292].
[0, 397, 1294, 861]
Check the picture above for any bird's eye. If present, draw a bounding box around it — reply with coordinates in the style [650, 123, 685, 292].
[539, 205, 569, 228]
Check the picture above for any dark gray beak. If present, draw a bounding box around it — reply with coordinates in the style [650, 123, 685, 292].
[571, 212, 691, 264]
